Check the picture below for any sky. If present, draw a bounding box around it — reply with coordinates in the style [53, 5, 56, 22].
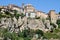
[0, 0, 60, 13]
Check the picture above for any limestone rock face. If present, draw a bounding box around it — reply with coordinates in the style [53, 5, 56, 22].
[13, 17, 17, 23]
[18, 16, 22, 26]
[0, 4, 59, 34]
[20, 17, 27, 31]
[27, 19, 45, 31]
[44, 20, 53, 31]
[0, 16, 55, 33]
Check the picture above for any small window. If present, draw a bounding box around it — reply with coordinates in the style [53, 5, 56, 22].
[58, 16, 60, 19]
[28, 13, 30, 16]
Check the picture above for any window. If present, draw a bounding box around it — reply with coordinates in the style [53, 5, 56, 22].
[30, 13, 35, 18]
[58, 16, 60, 19]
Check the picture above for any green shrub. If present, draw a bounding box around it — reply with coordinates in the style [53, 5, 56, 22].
[56, 19, 60, 25]
[50, 23, 56, 28]
[20, 13, 25, 18]
[58, 24, 60, 28]
[35, 29, 44, 39]
[35, 17, 40, 19]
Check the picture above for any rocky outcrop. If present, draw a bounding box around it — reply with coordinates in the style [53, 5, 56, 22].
[27, 19, 45, 31]
[0, 8, 57, 33]
[44, 20, 53, 30]
[0, 16, 55, 33]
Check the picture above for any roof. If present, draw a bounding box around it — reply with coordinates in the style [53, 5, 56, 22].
[8, 4, 22, 9]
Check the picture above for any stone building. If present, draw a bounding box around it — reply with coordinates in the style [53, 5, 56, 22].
[48, 10, 60, 24]
[36, 11, 48, 19]
[8, 4, 23, 14]
[24, 4, 36, 18]
[24, 4, 35, 13]
[23, 4, 48, 19]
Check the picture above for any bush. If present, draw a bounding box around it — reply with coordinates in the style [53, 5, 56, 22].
[50, 23, 56, 28]
[35, 17, 40, 19]
[56, 19, 60, 25]
[18, 31, 23, 37]
[56, 19, 60, 28]
[59, 12, 60, 14]
[22, 29, 30, 37]
[35, 29, 44, 38]
[58, 24, 60, 28]
[4, 32, 12, 40]
[22, 29, 34, 40]
[20, 13, 25, 18]
[14, 14, 20, 19]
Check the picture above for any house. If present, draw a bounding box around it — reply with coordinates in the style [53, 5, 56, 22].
[56, 14, 60, 19]
[48, 10, 58, 23]
[8, 4, 23, 14]
[36, 11, 48, 19]
[24, 4, 36, 18]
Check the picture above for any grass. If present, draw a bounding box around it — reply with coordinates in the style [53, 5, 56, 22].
[44, 29, 60, 39]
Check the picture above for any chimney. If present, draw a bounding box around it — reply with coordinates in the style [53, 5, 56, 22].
[22, 3, 24, 8]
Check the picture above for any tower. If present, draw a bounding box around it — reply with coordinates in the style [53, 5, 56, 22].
[49, 10, 57, 23]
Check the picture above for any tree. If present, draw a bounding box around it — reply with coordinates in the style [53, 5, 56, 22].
[4, 11, 13, 18]
[4, 32, 20, 40]
[18, 31, 23, 37]
[20, 13, 25, 18]
[3, 32, 12, 40]
[59, 12, 60, 14]
[14, 14, 20, 20]
[0, 28, 12, 40]
[13, 10, 18, 14]
[22, 29, 30, 37]
[22, 29, 34, 40]
[0, 28, 8, 37]
[56, 19, 60, 28]
[35, 29, 44, 39]
[56, 19, 60, 25]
